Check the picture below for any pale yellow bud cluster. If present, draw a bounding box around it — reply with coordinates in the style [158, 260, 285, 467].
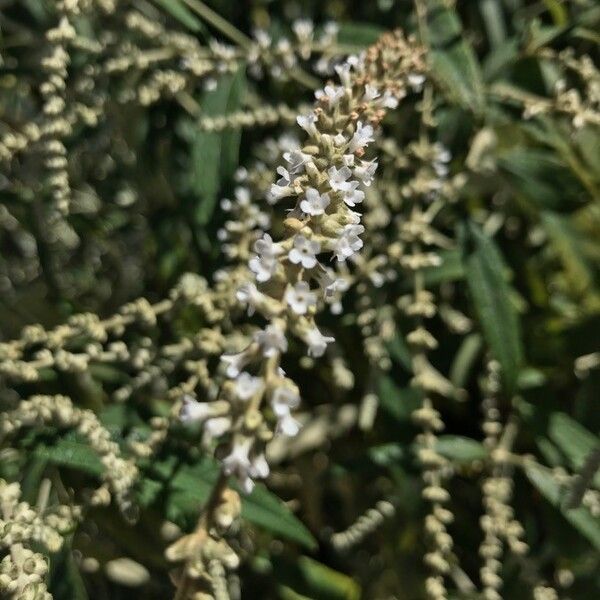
[0, 480, 80, 598]
[331, 499, 396, 551]
[0, 396, 138, 520]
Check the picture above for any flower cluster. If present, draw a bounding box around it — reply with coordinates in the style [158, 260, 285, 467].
[180, 32, 427, 493]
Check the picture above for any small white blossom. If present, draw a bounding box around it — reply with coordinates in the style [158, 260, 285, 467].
[236, 282, 261, 315]
[334, 62, 352, 87]
[254, 233, 281, 258]
[249, 253, 278, 282]
[363, 84, 380, 101]
[315, 85, 344, 106]
[179, 395, 211, 423]
[221, 351, 250, 378]
[297, 112, 318, 136]
[222, 438, 255, 493]
[288, 235, 320, 269]
[300, 187, 330, 216]
[285, 281, 317, 315]
[335, 224, 365, 261]
[304, 326, 335, 357]
[327, 165, 353, 192]
[254, 324, 288, 357]
[342, 181, 365, 207]
[268, 183, 293, 204]
[204, 416, 232, 440]
[349, 121, 375, 153]
[354, 160, 378, 186]
[235, 372, 263, 401]
[283, 149, 310, 174]
[408, 73, 426, 91]
[381, 90, 400, 109]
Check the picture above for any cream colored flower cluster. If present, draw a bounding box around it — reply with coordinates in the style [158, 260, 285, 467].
[180, 32, 427, 493]
[0, 479, 80, 599]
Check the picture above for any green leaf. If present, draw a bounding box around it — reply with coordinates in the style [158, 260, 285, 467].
[336, 23, 384, 46]
[435, 435, 487, 463]
[376, 376, 422, 422]
[34, 439, 104, 476]
[241, 484, 317, 550]
[450, 333, 483, 389]
[187, 69, 246, 226]
[548, 413, 600, 488]
[142, 458, 317, 549]
[426, 1, 485, 113]
[153, 0, 205, 33]
[463, 222, 524, 393]
[275, 556, 361, 600]
[525, 462, 600, 550]
[48, 539, 89, 600]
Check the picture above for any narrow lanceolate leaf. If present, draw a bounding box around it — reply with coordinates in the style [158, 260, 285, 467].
[463, 222, 524, 393]
[187, 69, 246, 225]
[526, 462, 600, 550]
[548, 413, 600, 488]
[140, 458, 317, 550]
[153, 0, 205, 33]
[435, 435, 487, 464]
[426, 0, 485, 113]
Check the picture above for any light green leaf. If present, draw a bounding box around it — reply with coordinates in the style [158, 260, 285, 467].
[336, 23, 383, 46]
[426, 1, 485, 113]
[153, 0, 205, 33]
[463, 222, 524, 393]
[188, 69, 246, 226]
[548, 413, 600, 488]
[450, 333, 483, 389]
[435, 435, 487, 463]
[241, 484, 317, 550]
[34, 439, 104, 477]
[525, 462, 600, 550]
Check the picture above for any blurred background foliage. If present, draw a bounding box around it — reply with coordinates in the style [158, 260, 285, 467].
[0, 0, 599, 598]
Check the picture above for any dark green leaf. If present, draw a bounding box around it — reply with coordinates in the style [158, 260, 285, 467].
[463, 222, 524, 393]
[153, 0, 205, 33]
[526, 462, 600, 550]
[427, 1, 485, 113]
[435, 435, 487, 463]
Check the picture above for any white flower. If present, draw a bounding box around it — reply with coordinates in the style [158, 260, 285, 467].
[283, 149, 310, 174]
[271, 386, 301, 415]
[334, 224, 365, 261]
[268, 183, 293, 204]
[234, 186, 251, 206]
[235, 372, 263, 401]
[304, 327, 335, 357]
[221, 351, 250, 378]
[179, 395, 211, 423]
[300, 187, 330, 216]
[334, 62, 352, 86]
[408, 73, 425, 91]
[381, 90, 400, 109]
[285, 281, 317, 315]
[236, 282, 261, 315]
[204, 416, 232, 440]
[253, 29, 271, 48]
[327, 165, 353, 192]
[354, 160, 378, 186]
[342, 181, 365, 207]
[288, 235, 320, 269]
[297, 112, 318, 136]
[249, 253, 278, 282]
[271, 387, 301, 437]
[315, 85, 344, 106]
[278, 414, 301, 437]
[249, 453, 270, 479]
[222, 438, 255, 493]
[276, 165, 293, 186]
[249, 234, 281, 282]
[349, 121, 375, 153]
[363, 84, 380, 101]
[254, 324, 288, 357]
[254, 233, 281, 258]
[292, 18, 314, 40]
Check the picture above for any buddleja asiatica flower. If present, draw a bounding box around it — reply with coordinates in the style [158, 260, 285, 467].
[181, 32, 427, 493]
